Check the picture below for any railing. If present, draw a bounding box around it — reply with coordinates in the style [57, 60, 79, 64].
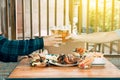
[70, 0, 120, 54]
[16, 0, 70, 38]
[1, 0, 120, 55]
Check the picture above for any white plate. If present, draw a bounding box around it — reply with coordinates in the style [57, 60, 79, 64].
[92, 64, 105, 67]
[45, 54, 59, 61]
[92, 58, 105, 65]
[49, 60, 78, 67]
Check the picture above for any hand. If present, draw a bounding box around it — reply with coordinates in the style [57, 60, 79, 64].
[43, 35, 62, 47]
[66, 34, 86, 42]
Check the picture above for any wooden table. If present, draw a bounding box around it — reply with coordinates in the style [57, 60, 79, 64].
[8, 58, 120, 78]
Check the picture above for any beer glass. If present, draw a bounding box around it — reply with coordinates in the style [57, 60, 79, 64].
[50, 26, 69, 46]
[50, 26, 61, 47]
[60, 29, 69, 43]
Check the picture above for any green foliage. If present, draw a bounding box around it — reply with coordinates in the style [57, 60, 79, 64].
[89, 4, 119, 32]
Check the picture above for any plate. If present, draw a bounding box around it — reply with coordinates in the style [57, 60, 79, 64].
[49, 60, 78, 67]
[92, 64, 105, 67]
[92, 58, 105, 66]
[45, 54, 59, 61]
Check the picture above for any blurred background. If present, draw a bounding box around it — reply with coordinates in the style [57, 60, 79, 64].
[0, 0, 120, 54]
[0, 0, 120, 79]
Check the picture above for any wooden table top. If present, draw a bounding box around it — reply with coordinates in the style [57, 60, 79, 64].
[8, 58, 120, 78]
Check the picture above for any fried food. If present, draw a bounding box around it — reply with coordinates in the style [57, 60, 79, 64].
[57, 54, 78, 64]
[29, 53, 49, 67]
[75, 48, 85, 55]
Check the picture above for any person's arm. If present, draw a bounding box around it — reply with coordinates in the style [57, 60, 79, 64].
[0, 35, 44, 62]
[70, 29, 120, 43]
[0, 35, 62, 62]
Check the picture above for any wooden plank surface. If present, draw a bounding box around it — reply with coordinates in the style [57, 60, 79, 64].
[8, 58, 120, 78]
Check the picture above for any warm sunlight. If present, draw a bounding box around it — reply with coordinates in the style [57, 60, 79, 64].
[0, 0, 120, 79]
[72, 0, 120, 33]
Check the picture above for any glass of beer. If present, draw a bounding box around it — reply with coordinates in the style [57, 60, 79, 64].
[60, 29, 69, 43]
[50, 26, 69, 46]
[51, 29, 60, 35]
[50, 27, 61, 47]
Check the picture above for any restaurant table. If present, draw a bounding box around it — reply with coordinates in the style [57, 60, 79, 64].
[8, 57, 120, 79]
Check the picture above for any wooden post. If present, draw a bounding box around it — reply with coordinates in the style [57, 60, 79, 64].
[22, 0, 25, 39]
[5, 0, 9, 38]
[47, 0, 49, 35]
[10, 0, 16, 40]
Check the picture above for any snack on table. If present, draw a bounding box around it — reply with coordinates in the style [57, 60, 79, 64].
[72, 47, 88, 60]
[78, 52, 105, 68]
[29, 48, 105, 68]
[75, 48, 85, 55]
[29, 53, 49, 67]
[57, 54, 79, 64]
[78, 56, 94, 69]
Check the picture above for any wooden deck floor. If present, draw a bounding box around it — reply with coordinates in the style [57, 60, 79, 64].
[0, 62, 18, 79]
